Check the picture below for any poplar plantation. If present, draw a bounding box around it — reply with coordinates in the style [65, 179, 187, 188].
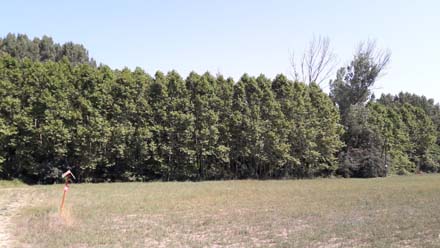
[1, 34, 439, 183]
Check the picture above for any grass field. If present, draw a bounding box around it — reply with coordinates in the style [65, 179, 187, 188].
[3, 175, 440, 247]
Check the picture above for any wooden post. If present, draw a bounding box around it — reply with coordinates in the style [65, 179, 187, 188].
[60, 170, 75, 214]
[60, 177, 69, 214]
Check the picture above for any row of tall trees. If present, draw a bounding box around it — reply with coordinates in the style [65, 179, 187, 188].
[0, 55, 342, 183]
[0, 34, 439, 183]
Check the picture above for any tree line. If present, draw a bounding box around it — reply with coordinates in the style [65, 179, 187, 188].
[0, 34, 439, 183]
[0, 33, 95, 66]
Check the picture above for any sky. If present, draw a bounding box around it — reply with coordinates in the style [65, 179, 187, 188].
[2, 0, 440, 101]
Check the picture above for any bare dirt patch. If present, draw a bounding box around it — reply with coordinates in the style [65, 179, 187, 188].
[0, 188, 31, 248]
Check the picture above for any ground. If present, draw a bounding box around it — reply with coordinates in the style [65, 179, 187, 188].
[1, 175, 440, 247]
[0, 181, 30, 248]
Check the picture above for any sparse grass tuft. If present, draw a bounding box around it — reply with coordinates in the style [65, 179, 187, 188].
[9, 175, 440, 247]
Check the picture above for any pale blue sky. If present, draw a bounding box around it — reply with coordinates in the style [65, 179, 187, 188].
[3, 0, 440, 101]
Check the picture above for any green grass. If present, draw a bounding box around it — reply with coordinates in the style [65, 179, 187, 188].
[0, 179, 25, 188]
[9, 175, 440, 247]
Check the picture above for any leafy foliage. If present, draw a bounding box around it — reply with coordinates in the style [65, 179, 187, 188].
[0, 34, 439, 182]
[0, 33, 95, 66]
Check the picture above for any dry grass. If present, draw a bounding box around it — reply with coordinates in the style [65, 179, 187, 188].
[5, 175, 440, 247]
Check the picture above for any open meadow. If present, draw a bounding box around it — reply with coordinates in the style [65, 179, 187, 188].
[2, 175, 440, 247]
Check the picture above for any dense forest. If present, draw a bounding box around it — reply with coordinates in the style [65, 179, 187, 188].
[1, 33, 439, 183]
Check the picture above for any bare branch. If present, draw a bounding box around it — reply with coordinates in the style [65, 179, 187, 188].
[290, 35, 338, 86]
[356, 39, 392, 80]
[289, 52, 300, 82]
